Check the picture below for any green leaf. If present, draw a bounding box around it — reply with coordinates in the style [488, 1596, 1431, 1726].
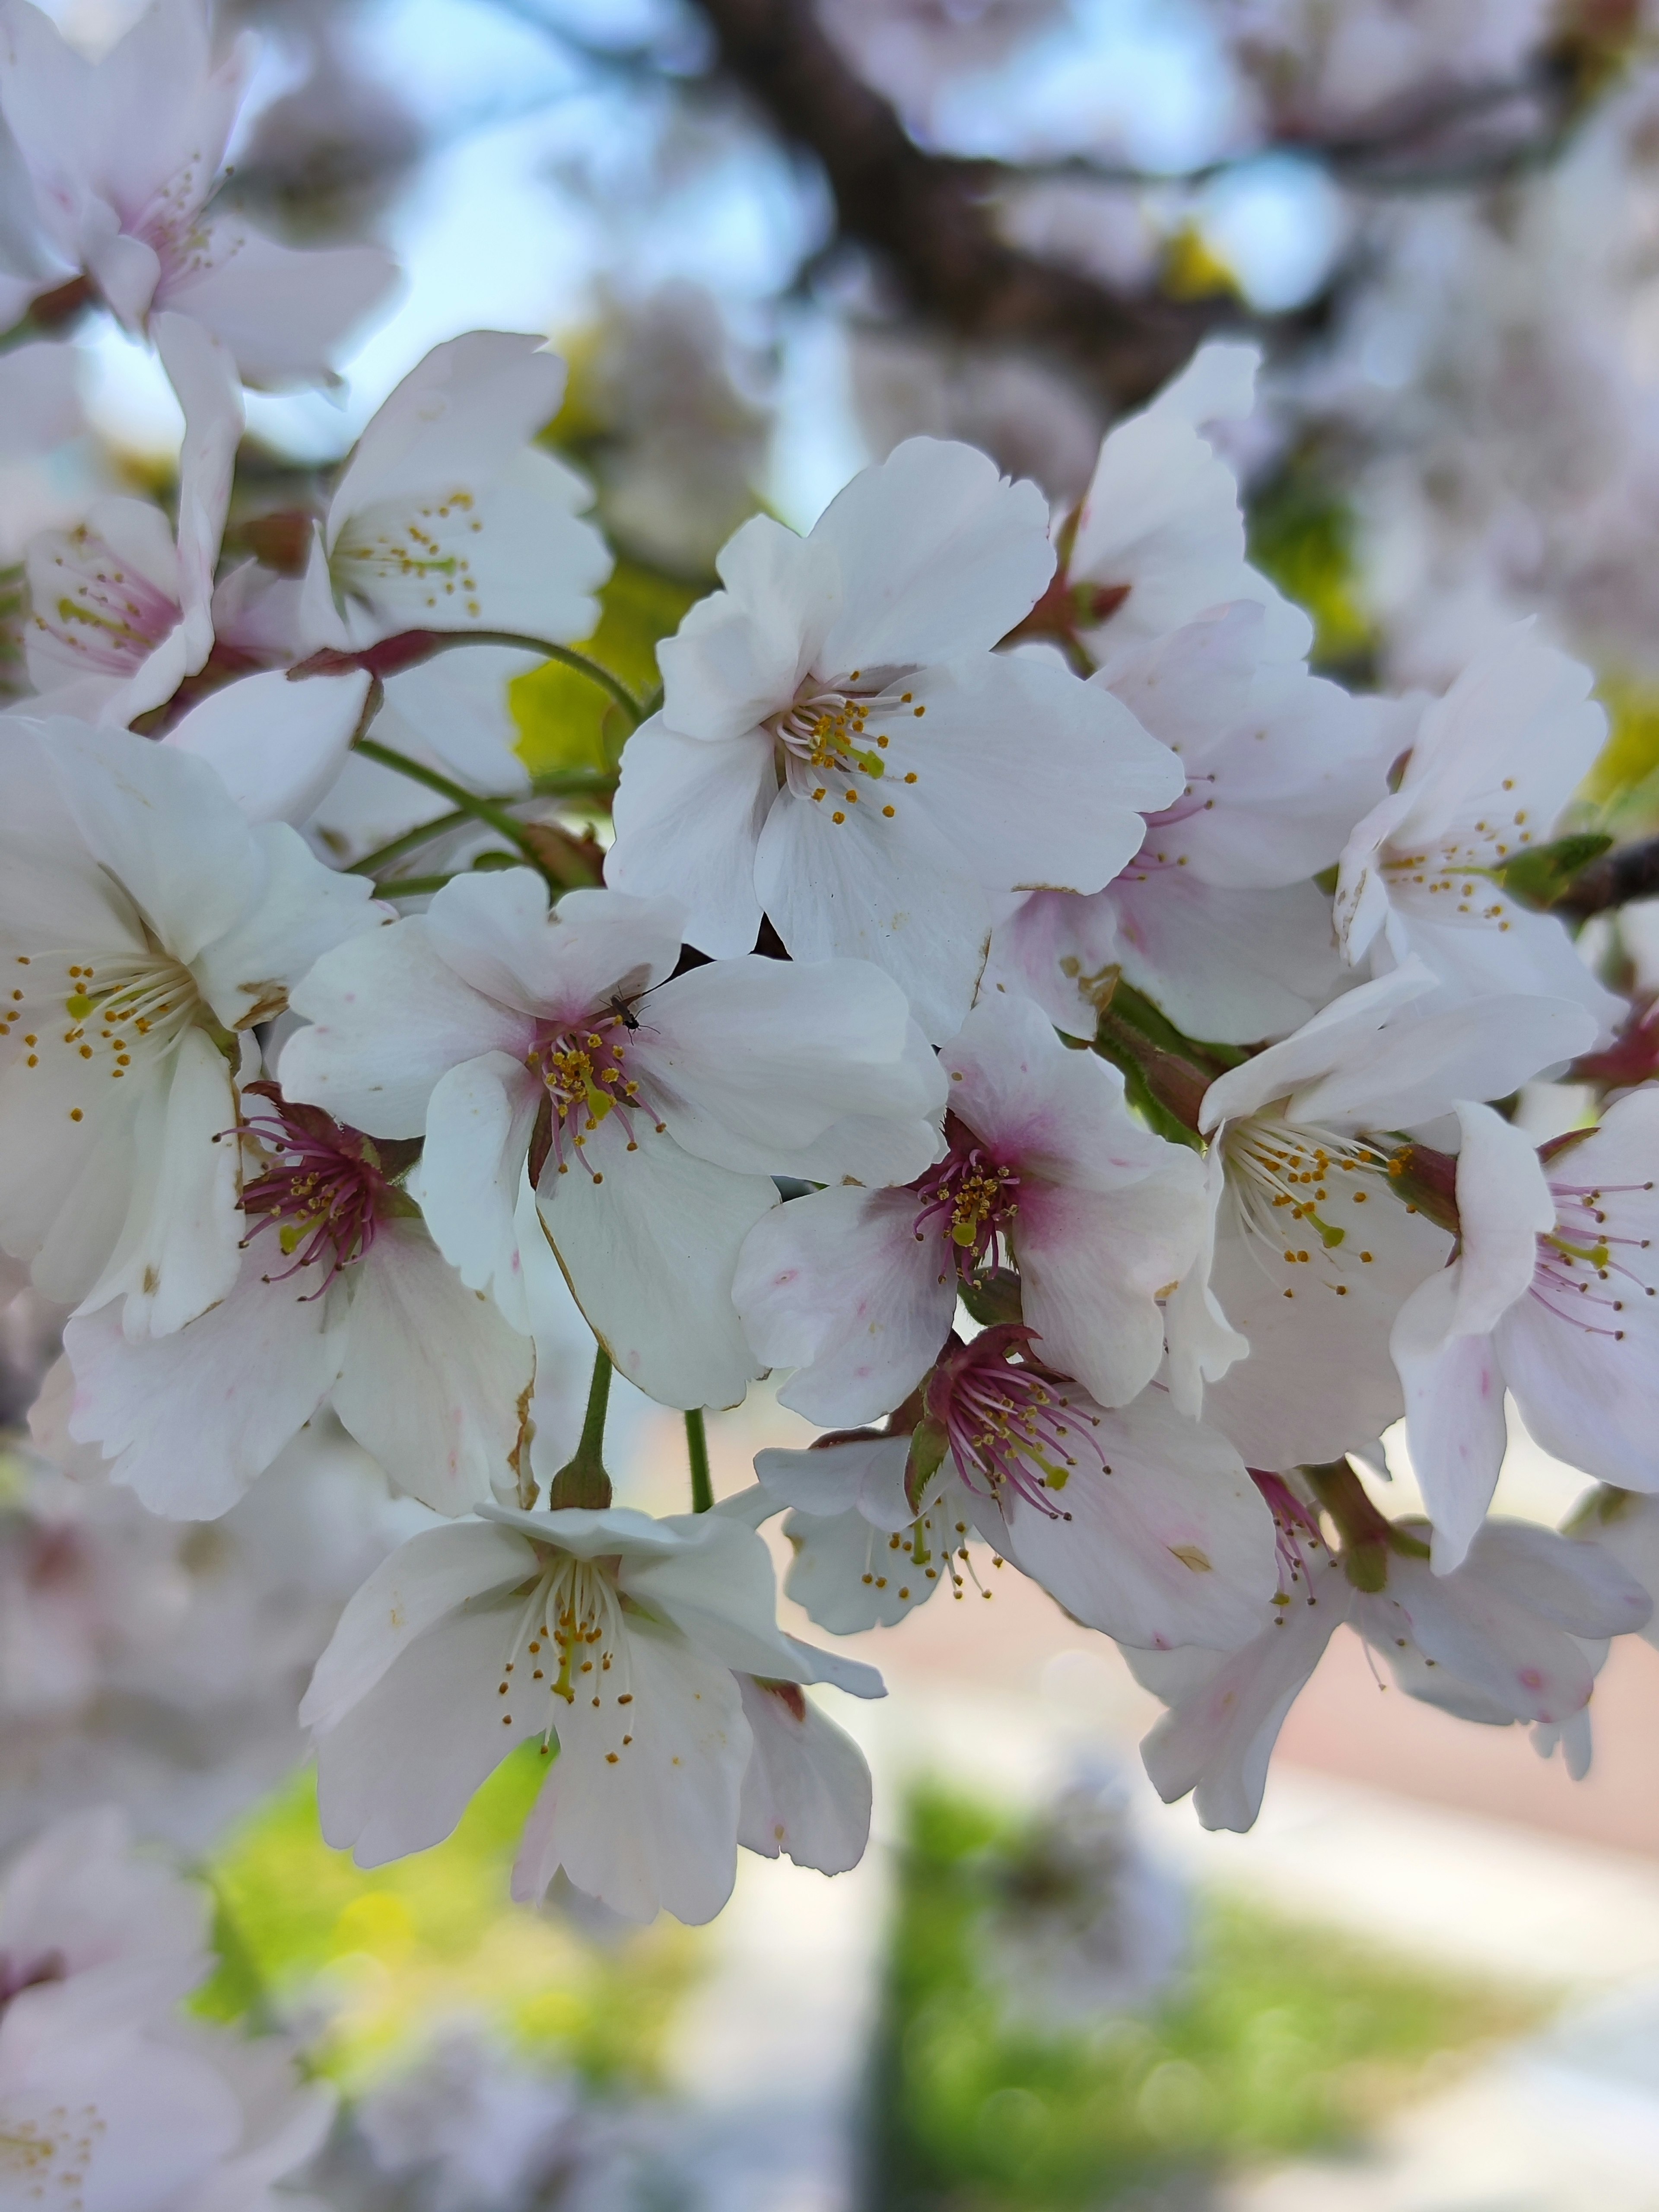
[1496, 831, 1613, 909]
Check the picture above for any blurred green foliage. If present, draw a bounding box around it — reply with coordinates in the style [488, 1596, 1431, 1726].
[512, 560, 697, 778]
[1579, 674, 1659, 840]
[196, 1753, 699, 2097]
[1246, 456, 1376, 678]
[864, 1784, 1541, 2211]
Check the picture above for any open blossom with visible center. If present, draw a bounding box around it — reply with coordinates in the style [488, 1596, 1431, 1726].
[23, 313, 241, 727]
[280, 874, 944, 1408]
[1057, 342, 1313, 671]
[1391, 1088, 1659, 1571]
[734, 990, 1204, 1426]
[751, 1328, 1279, 1651]
[0, 717, 380, 1338]
[1335, 625, 1624, 1039]
[605, 435, 1182, 1040]
[300, 1503, 884, 1925]
[299, 331, 612, 656]
[57, 1085, 533, 1521]
[0, 0, 395, 386]
[0, 1806, 333, 2210]
[998, 601, 1407, 1045]
[1135, 1504, 1650, 1832]
[1166, 960, 1597, 1471]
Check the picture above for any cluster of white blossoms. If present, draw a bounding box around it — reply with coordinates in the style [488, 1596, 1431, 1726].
[5, 0, 1659, 1995]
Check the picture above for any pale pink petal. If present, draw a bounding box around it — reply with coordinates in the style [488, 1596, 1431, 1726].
[735, 1186, 952, 1428]
[737, 1676, 872, 1875]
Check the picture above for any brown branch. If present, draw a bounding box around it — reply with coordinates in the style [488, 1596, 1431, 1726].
[688, 0, 1232, 406]
[1554, 834, 1659, 917]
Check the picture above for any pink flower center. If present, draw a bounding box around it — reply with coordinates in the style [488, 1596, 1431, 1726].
[240, 1088, 389, 1291]
[35, 523, 181, 675]
[524, 1007, 663, 1183]
[925, 1328, 1099, 1519]
[1531, 1173, 1657, 1342]
[1128, 776, 1217, 876]
[1250, 1470, 1325, 1606]
[912, 1125, 1020, 1282]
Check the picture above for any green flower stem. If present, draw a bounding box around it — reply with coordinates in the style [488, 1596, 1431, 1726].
[685, 1409, 714, 1514]
[350, 809, 470, 877]
[353, 737, 542, 861]
[414, 630, 644, 727]
[548, 1347, 614, 1511]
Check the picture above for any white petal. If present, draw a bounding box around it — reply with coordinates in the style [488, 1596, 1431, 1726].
[191, 821, 382, 1033]
[315, 1596, 546, 1865]
[735, 1187, 952, 1429]
[639, 954, 942, 1179]
[782, 1494, 958, 1632]
[1449, 1101, 1554, 1336]
[165, 670, 370, 826]
[606, 717, 773, 959]
[1106, 876, 1344, 1046]
[536, 1114, 772, 1410]
[621, 1509, 882, 1690]
[512, 1616, 748, 1925]
[332, 1219, 532, 1516]
[1018, 1172, 1205, 1407]
[1139, 1564, 1348, 1831]
[418, 1050, 543, 1313]
[425, 874, 682, 1022]
[754, 1434, 916, 1533]
[153, 309, 242, 664]
[975, 1388, 1278, 1649]
[300, 1519, 538, 1731]
[1203, 1185, 1451, 1471]
[282, 921, 528, 1139]
[334, 451, 610, 646]
[812, 438, 1054, 671]
[658, 514, 835, 744]
[1390, 1268, 1510, 1573]
[330, 333, 570, 534]
[77, 1024, 243, 1341]
[737, 1676, 872, 1875]
[755, 782, 994, 1044]
[162, 222, 399, 388]
[895, 654, 1181, 893]
[62, 1251, 340, 1518]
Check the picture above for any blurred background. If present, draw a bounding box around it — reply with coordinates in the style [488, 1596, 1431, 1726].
[12, 0, 1659, 2204]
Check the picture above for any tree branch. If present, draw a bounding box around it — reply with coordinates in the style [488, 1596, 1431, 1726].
[688, 0, 1230, 406]
[1555, 834, 1659, 917]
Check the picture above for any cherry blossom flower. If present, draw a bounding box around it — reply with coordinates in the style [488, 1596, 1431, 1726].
[753, 1327, 1279, 1651]
[299, 1503, 883, 1924]
[0, 0, 396, 386]
[0, 716, 380, 1337]
[606, 435, 1182, 1039]
[1059, 342, 1313, 671]
[1166, 960, 1597, 1471]
[1392, 1087, 1659, 1570]
[0, 1806, 333, 2210]
[22, 313, 241, 726]
[1137, 1504, 1649, 1831]
[998, 601, 1407, 1044]
[734, 990, 1204, 1426]
[280, 873, 944, 1409]
[57, 1086, 533, 1520]
[1335, 625, 1625, 1037]
[299, 332, 612, 655]
[737, 1673, 873, 1877]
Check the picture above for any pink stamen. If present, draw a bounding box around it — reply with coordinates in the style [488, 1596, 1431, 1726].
[910, 1116, 1020, 1284]
[239, 1084, 389, 1294]
[923, 1326, 1097, 1519]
